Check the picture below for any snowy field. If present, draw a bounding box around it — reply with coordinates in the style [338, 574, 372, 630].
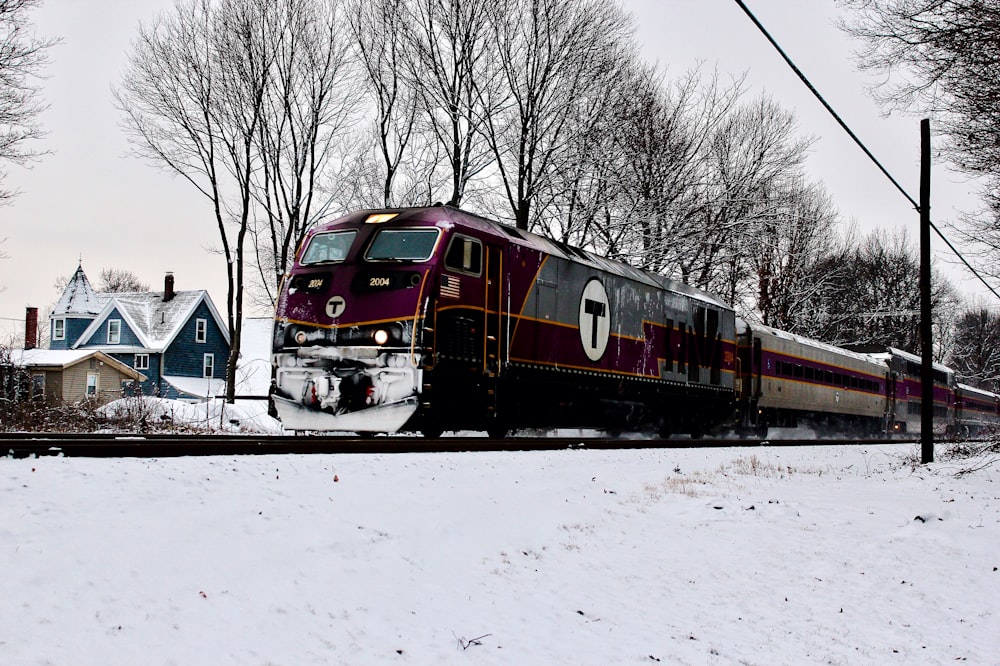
[2, 443, 998, 665]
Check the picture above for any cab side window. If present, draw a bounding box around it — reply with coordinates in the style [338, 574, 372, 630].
[444, 235, 483, 276]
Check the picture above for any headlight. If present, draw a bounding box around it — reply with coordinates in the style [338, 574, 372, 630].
[373, 329, 389, 345]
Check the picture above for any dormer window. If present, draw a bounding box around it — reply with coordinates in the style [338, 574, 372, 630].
[52, 318, 65, 341]
[107, 319, 121, 344]
[195, 318, 207, 343]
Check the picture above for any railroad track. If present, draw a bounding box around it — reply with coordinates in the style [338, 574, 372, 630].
[1, 432, 918, 459]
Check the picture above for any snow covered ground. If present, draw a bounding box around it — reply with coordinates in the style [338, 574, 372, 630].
[2, 443, 998, 665]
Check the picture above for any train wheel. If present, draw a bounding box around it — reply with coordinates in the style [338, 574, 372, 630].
[421, 426, 443, 439]
[486, 426, 509, 439]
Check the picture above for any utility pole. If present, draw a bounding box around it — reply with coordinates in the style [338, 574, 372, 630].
[919, 119, 934, 464]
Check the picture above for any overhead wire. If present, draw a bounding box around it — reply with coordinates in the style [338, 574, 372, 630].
[732, 0, 1000, 301]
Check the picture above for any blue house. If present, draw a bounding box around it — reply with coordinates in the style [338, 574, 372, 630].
[49, 264, 231, 400]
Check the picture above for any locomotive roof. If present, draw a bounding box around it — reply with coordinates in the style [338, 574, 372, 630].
[318, 206, 732, 311]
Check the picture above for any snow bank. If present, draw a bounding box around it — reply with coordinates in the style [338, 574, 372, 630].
[99, 396, 283, 435]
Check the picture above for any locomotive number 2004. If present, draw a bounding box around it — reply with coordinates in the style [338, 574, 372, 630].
[369, 276, 391, 287]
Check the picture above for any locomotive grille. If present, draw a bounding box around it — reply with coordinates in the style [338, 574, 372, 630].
[437, 315, 480, 362]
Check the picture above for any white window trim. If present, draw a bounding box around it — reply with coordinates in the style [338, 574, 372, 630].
[195, 318, 207, 343]
[86, 372, 99, 396]
[135, 354, 149, 371]
[203, 353, 214, 378]
[52, 318, 65, 341]
[107, 319, 121, 344]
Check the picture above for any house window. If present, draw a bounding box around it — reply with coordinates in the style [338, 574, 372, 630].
[32, 374, 45, 399]
[52, 319, 65, 341]
[203, 353, 214, 378]
[135, 354, 149, 370]
[196, 318, 207, 343]
[107, 319, 121, 344]
[86, 373, 99, 396]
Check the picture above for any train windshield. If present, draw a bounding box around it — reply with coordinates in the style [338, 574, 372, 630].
[300, 230, 357, 265]
[365, 228, 440, 262]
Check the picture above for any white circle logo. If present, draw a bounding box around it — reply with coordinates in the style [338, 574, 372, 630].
[326, 295, 346, 319]
[578, 278, 610, 361]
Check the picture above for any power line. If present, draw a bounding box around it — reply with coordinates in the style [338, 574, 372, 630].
[732, 0, 1000, 302]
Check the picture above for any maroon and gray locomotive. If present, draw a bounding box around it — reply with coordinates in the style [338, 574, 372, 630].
[272, 205, 1000, 437]
[272, 205, 735, 437]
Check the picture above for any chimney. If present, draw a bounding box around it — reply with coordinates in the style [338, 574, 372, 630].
[163, 272, 175, 302]
[25, 307, 38, 350]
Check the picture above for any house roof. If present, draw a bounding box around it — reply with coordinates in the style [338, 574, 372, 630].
[74, 290, 230, 351]
[11, 349, 147, 381]
[53, 264, 103, 316]
[52, 265, 230, 352]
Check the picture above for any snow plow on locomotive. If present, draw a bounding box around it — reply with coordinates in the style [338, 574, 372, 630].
[272, 205, 737, 437]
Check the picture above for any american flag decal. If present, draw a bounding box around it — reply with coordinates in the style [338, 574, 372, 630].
[440, 274, 461, 299]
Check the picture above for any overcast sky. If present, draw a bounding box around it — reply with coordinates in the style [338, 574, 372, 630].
[0, 0, 991, 341]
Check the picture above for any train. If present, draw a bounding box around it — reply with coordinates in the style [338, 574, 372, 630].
[271, 205, 1000, 438]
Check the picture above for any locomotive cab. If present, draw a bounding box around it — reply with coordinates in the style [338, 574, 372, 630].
[272, 208, 508, 435]
[272, 210, 444, 432]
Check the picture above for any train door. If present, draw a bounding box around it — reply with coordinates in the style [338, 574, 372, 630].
[484, 244, 504, 377]
[884, 371, 897, 435]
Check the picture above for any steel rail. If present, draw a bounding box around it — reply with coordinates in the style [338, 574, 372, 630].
[2, 432, 921, 459]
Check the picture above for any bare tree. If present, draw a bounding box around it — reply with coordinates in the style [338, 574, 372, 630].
[405, 0, 496, 206]
[949, 306, 1000, 393]
[603, 67, 744, 273]
[117, 0, 363, 399]
[797, 228, 958, 353]
[532, 41, 652, 250]
[677, 95, 814, 305]
[116, 0, 275, 402]
[477, 0, 632, 230]
[0, 0, 57, 201]
[750, 180, 841, 330]
[347, 0, 420, 207]
[97, 268, 150, 293]
[251, 0, 360, 307]
[839, 0, 1000, 292]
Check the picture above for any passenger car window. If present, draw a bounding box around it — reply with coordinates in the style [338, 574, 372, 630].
[365, 228, 440, 261]
[444, 235, 483, 275]
[301, 230, 357, 265]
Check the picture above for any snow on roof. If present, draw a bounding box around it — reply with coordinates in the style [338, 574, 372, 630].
[11, 348, 146, 380]
[69, 290, 229, 351]
[12, 348, 102, 367]
[737, 319, 886, 367]
[52, 264, 104, 316]
[865, 347, 953, 374]
[108, 291, 205, 348]
[956, 383, 1000, 399]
